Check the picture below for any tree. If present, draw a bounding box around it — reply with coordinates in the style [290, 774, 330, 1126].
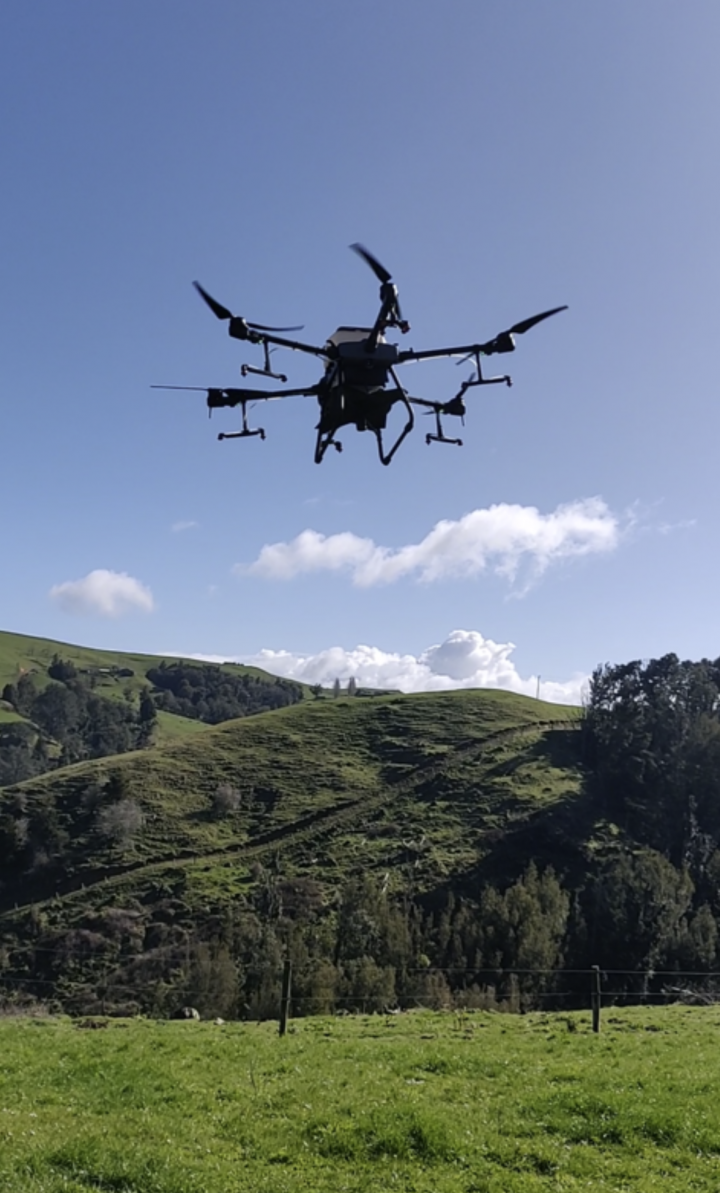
[468, 865, 570, 1000]
[584, 850, 694, 979]
[145, 661, 302, 724]
[97, 800, 144, 851]
[105, 770, 130, 803]
[47, 655, 77, 682]
[586, 655, 720, 864]
[181, 941, 240, 1019]
[347, 676, 357, 696]
[11, 673, 37, 717]
[137, 688, 157, 747]
[212, 784, 242, 818]
[333, 678, 341, 699]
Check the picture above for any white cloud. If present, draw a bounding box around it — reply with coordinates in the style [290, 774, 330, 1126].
[172, 629, 587, 706]
[171, 520, 198, 533]
[658, 518, 696, 536]
[240, 498, 621, 590]
[49, 570, 154, 617]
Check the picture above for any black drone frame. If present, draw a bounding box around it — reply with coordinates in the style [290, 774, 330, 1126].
[153, 247, 567, 465]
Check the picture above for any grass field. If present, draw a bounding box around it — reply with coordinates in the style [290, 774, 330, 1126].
[1, 1006, 718, 1192]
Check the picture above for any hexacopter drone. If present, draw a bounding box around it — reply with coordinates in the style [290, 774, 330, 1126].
[155, 245, 567, 466]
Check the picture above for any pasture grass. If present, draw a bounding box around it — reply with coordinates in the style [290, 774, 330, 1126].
[1, 1005, 718, 1191]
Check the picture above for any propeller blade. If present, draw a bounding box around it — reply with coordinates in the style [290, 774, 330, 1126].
[193, 283, 302, 333]
[193, 281, 233, 321]
[247, 321, 304, 333]
[350, 242, 393, 284]
[508, 305, 568, 336]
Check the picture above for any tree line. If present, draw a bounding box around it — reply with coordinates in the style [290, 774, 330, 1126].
[2, 847, 718, 1020]
[146, 661, 302, 723]
[0, 660, 156, 784]
[0, 657, 304, 785]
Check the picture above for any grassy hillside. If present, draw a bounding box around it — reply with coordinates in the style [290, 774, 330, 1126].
[0, 680, 598, 1019]
[0, 689, 581, 924]
[0, 629, 304, 746]
[0, 629, 277, 693]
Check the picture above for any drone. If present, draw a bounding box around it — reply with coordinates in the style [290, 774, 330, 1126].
[154, 245, 567, 466]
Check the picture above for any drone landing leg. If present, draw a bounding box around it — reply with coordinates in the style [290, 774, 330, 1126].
[218, 429, 265, 441]
[466, 355, 513, 390]
[314, 426, 343, 464]
[218, 399, 266, 442]
[241, 340, 288, 383]
[374, 378, 415, 465]
[425, 405, 462, 448]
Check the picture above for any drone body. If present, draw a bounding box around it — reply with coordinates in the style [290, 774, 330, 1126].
[154, 245, 567, 465]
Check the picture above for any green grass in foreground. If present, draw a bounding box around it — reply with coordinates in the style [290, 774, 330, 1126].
[1, 1006, 719, 1192]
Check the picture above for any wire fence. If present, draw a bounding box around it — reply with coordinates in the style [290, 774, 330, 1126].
[2, 961, 720, 1025]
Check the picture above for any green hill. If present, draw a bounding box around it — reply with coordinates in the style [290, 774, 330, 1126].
[0, 687, 589, 1013]
[2, 643, 717, 1022]
[0, 628, 302, 729]
[0, 630, 307, 784]
[0, 629, 283, 690]
[0, 689, 580, 911]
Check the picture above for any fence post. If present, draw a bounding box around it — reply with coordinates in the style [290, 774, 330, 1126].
[279, 958, 292, 1037]
[591, 965, 601, 1033]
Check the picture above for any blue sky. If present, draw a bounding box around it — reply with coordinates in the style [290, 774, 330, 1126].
[2, 0, 718, 700]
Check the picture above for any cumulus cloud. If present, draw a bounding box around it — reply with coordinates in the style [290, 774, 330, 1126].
[49, 570, 154, 617]
[173, 629, 587, 706]
[240, 498, 621, 590]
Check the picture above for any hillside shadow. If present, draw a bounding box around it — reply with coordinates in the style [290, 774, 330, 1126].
[456, 773, 600, 895]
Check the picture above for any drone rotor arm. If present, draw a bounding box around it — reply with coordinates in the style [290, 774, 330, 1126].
[398, 304, 568, 364]
[407, 395, 466, 415]
[243, 330, 328, 359]
[398, 344, 485, 364]
[406, 395, 439, 409]
[151, 383, 320, 406]
[209, 385, 320, 407]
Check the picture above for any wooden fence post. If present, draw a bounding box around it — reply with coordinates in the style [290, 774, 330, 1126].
[591, 965, 601, 1033]
[279, 958, 292, 1037]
